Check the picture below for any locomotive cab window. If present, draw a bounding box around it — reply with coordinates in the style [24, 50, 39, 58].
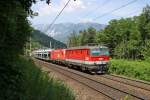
[90, 48, 109, 56]
[99, 48, 109, 55]
[90, 48, 100, 56]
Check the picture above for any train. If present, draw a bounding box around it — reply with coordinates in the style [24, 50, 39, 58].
[32, 45, 110, 74]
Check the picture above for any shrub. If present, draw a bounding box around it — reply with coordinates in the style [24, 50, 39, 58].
[18, 57, 75, 100]
[109, 59, 150, 81]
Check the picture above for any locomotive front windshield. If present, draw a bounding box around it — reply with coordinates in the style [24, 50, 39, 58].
[90, 48, 109, 56]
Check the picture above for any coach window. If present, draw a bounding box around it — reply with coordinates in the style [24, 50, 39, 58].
[44, 54, 47, 58]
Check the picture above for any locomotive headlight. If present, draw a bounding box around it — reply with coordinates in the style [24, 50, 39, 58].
[99, 58, 104, 60]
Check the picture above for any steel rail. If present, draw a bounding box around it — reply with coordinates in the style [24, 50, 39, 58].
[37, 59, 146, 100]
[100, 75, 150, 92]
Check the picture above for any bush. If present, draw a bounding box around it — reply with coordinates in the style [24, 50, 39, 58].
[17, 57, 75, 100]
[109, 59, 150, 81]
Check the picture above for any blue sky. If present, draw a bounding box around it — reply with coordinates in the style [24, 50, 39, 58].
[29, 0, 150, 26]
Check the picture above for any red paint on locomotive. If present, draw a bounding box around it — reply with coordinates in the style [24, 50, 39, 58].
[51, 49, 66, 60]
[65, 47, 109, 65]
[66, 49, 89, 60]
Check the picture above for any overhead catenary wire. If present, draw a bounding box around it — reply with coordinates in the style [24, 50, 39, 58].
[45, 0, 72, 35]
[45, 0, 139, 34]
[82, 0, 110, 18]
[124, 9, 142, 17]
[93, 0, 138, 20]
[110, 8, 142, 18]
[44, 0, 140, 35]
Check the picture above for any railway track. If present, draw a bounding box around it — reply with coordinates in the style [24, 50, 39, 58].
[35, 59, 150, 100]
[100, 74, 150, 92]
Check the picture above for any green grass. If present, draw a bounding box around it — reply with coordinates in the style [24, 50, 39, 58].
[18, 57, 75, 100]
[109, 59, 150, 81]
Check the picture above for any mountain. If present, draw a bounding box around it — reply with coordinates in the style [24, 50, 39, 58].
[34, 22, 106, 43]
[31, 30, 67, 49]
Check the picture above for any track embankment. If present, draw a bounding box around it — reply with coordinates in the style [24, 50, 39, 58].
[34, 59, 150, 100]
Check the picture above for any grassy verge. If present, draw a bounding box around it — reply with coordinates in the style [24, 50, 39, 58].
[109, 59, 150, 81]
[18, 57, 75, 100]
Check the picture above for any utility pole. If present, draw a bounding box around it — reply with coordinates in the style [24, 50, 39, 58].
[53, 42, 55, 49]
[25, 42, 27, 56]
[49, 41, 52, 48]
[29, 36, 32, 56]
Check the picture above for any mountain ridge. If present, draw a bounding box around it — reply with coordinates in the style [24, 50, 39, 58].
[34, 22, 106, 43]
[31, 30, 67, 49]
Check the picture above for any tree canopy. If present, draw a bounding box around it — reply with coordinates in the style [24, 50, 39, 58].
[68, 5, 150, 60]
[0, 0, 51, 99]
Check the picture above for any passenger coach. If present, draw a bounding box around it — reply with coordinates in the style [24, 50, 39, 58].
[32, 49, 52, 60]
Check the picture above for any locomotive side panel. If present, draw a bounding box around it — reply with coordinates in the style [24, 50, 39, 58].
[65, 49, 89, 64]
[65, 47, 110, 73]
[51, 49, 66, 64]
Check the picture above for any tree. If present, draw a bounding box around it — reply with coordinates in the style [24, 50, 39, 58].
[68, 27, 97, 47]
[78, 30, 87, 46]
[0, 0, 51, 99]
[87, 27, 97, 43]
[138, 5, 150, 41]
[138, 5, 150, 58]
[95, 5, 150, 59]
[68, 31, 79, 47]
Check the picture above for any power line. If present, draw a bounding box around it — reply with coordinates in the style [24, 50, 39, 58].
[45, 0, 72, 35]
[82, 0, 110, 18]
[125, 9, 142, 17]
[110, 9, 141, 21]
[93, 0, 138, 20]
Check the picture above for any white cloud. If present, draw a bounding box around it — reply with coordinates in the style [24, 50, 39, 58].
[35, 0, 86, 16]
[30, 0, 148, 25]
[94, 0, 145, 18]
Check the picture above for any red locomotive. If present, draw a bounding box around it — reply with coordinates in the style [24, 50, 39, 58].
[51, 49, 66, 64]
[33, 45, 110, 74]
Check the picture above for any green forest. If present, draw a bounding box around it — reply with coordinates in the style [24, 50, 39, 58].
[0, 0, 75, 100]
[31, 30, 67, 49]
[68, 5, 150, 60]
[68, 5, 150, 81]
[25, 29, 67, 56]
